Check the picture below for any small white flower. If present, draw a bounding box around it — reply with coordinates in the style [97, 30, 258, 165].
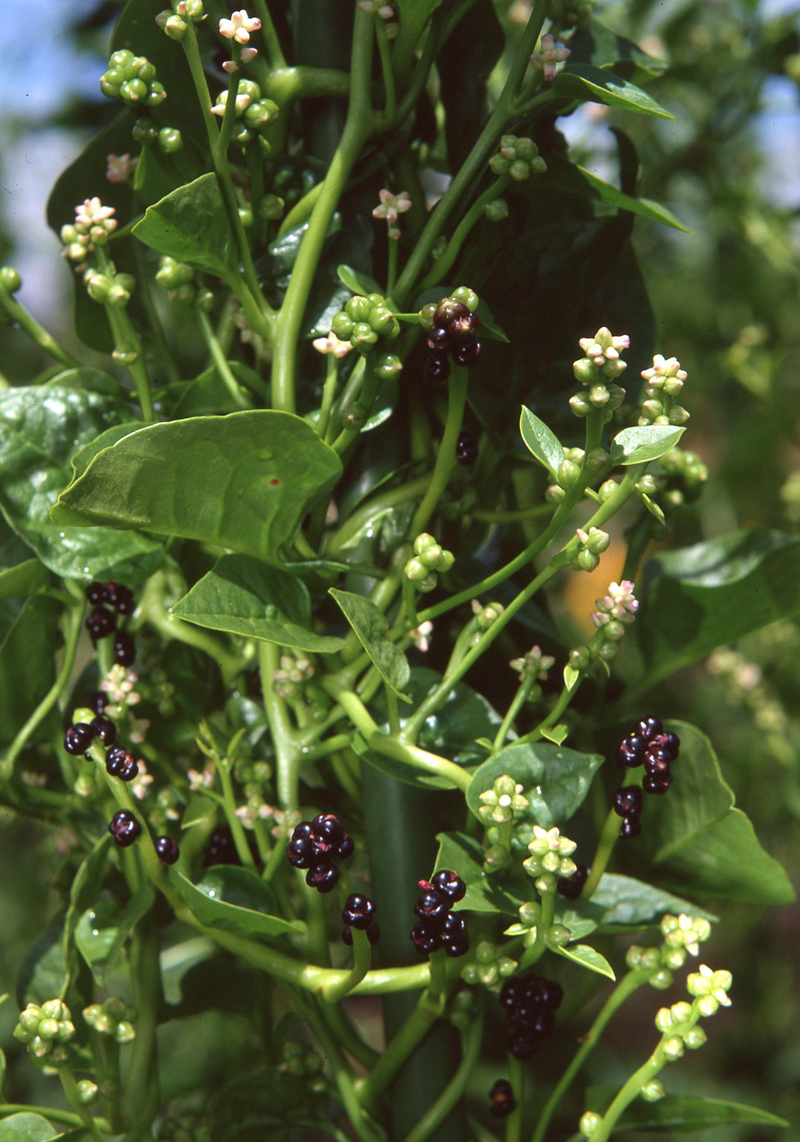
[592, 580, 638, 628]
[312, 330, 353, 358]
[129, 715, 151, 745]
[101, 665, 141, 707]
[219, 9, 261, 43]
[187, 768, 214, 790]
[372, 188, 412, 225]
[359, 0, 394, 16]
[530, 33, 571, 81]
[411, 620, 434, 653]
[641, 354, 687, 385]
[509, 645, 555, 681]
[106, 153, 138, 184]
[210, 89, 252, 116]
[130, 761, 154, 800]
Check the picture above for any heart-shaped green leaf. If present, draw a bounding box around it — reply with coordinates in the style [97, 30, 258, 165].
[610, 424, 685, 465]
[554, 63, 675, 119]
[173, 867, 303, 939]
[519, 406, 565, 478]
[553, 942, 615, 979]
[329, 588, 411, 699]
[132, 173, 236, 277]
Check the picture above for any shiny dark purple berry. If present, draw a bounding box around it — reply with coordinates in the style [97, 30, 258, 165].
[490, 1079, 516, 1119]
[106, 581, 134, 615]
[557, 862, 588, 899]
[204, 825, 240, 867]
[644, 753, 671, 777]
[107, 750, 138, 781]
[426, 327, 451, 353]
[91, 716, 116, 746]
[451, 336, 481, 367]
[426, 352, 450, 383]
[155, 836, 179, 865]
[306, 861, 339, 893]
[287, 836, 316, 870]
[114, 632, 136, 667]
[86, 607, 116, 641]
[89, 690, 108, 716]
[612, 786, 643, 818]
[64, 723, 95, 756]
[311, 813, 344, 849]
[336, 834, 354, 860]
[620, 816, 642, 840]
[342, 894, 376, 930]
[411, 919, 443, 956]
[434, 300, 469, 325]
[643, 771, 673, 795]
[441, 912, 469, 957]
[86, 581, 108, 605]
[635, 716, 663, 739]
[431, 869, 466, 903]
[109, 809, 141, 848]
[414, 889, 449, 921]
[456, 431, 478, 466]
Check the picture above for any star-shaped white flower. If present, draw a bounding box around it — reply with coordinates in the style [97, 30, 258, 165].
[219, 9, 262, 43]
[75, 197, 117, 230]
[106, 153, 138, 184]
[372, 188, 412, 225]
[530, 33, 571, 81]
[312, 330, 353, 358]
[411, 620, 434, 652]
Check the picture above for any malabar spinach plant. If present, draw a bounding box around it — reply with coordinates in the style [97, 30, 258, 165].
[0, 1, 796, 1141]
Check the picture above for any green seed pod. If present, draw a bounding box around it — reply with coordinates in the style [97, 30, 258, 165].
[579, 1111, 601, 1138]
[345, 295, 373, 322]
[77, 1080, 99, 1105]
[599, 479, 618, 501]
[641, 1079, 665, 1102]
[158, 127, 183, 153]
[649, 968, 674, 991]
[132, 118, 158, 145]
[546, 924, 571, 948]
[0, 266, 22, 293]
[405, 557, 429, 582]
[683, 1025, 707, 1049]
[574, 548, 599, 573]
[146, 82, 167, 107]
[451, 286, 479, 312]
[86, 272, 111, 303]
[115, 1021, 136, 1044]
[376, 353, 402, 380]
[569, 646, 591, 670]
[418, 302, 437, 330]
[603, 619, 626, 642]
[475, 941, 497, 965]
[368, 304, 395, 333]
[510, 159, 530, 181]
[120, 78, 148, 104]
[573, 357, 596, 384]
[484, 198, 509, 222]
[164, 14, 188, 38]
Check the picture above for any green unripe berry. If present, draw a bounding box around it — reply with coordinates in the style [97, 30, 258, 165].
[77, 1080, 99, 1105]
[588, 382, 610, 407]
[164, 14, 188, 38]
[476, 940, 497, 964]
[625, 945, 643, 969]
[132, 119, 158, 145]
[351, 322, 378, 352]
[635, 474, 659, 496]
[414, 533, 437, 555]
[368, 305, 395, 333]
[558, 459, 580, 488]
[663, 1035, 685, 1060]
[649, 968, 674, 990]
[86, 273, 111, 302]
[405, 557, 430, 582]
[478, 963, 499, 986]
[376, 353, 402, 380]
[597, 641, 619, 661]
[461, 964, 479, 984]
[418, 302, 437, 330]
[0, 266, 22, 293]
[684, 1025, 707, 1049]
[345, 295, 373, 322]
[485, 198, 509, 222]
[546, 484, 566, 504]
[106, 282, 131, 307]
[640, 948, 661, 971]
[146, 82, 167, 107]
[259, 195, 284, 220]
[42, 1000, 69, 1021]
[30, 1036, 51, 1058]
[569, 647, 591, 670]
[641, 1079, 665, 1102]
[603, 619, 626, 642]
[599, 479, 618, 502]
[579, 1111, 602, 1137]
[510, 159, 530, 181]
[417, 573, 438, 593]
[663, 947, 687, 971]
[483, 843, 510, 869]
[115, 1021, 136, 1044]
[451, 286, 479, 312]
[574, 549, 600, 572]
[120, 78, 148, 104]
[158, 127, 182, 153]
[546, 924, 571, 948]
[569, 392, 592, 417]
[586, 447, 609, 473]
[497, 957, 518, 977]
[331, 312, 354, 339]
[573, 357, 596, 384]
[584, 527, 610, 554]
[344, 404, 368, 428]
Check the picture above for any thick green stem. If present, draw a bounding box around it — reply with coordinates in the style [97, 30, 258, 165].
[196, 306, 250, 408]
[218, 759, 257, 869]
[493, 675, 538, 753]
[250, 0, 287, 68]
[417, 175, 511, 293]
[57, 1067, 104, 1142]
[581, 807, 624, 901]
[506, 1054, 525, 1142]
[410, 369, 469, 535]
[358, 991, 443, 1113]
[259, 641, 300, 812]
[270, 9, 374, 412]
[122, 927, 161, 1142]
[0, 289, 79, 367]
[323, 928, 373, 1003]
[402, 1010, 485, 1142]
[589, 1046, 667, 1142]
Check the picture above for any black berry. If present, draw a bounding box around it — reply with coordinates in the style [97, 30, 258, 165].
[114, 631, 136, 667]
[106, 750, 138, 781]
[411, 919, 443, 956]
[342, 894, 376, 931]
[91, 716, 117, 747]
[89, 690, 108, 716]
[635, 715, 663, 739]
[557, 862, 588, 899]
[204, 825, 240, 867]
[414, 888, 449, 921]
[427, 327, 451, 353]
[451, 337, 481, 367]
[155, 836, 180, 865]
[64, 723, 95, 756]
[109, 809, 141, 848]
[620, 816, 642, 840]
[86, 581, 108, 605]
[336, 833, 355, 860]
[441, 912, 469, 957]
[490, 1079, 516, 1119]
[431, 869, 466, 903]
[426, 352, 450, 383]
[612, 786, 643, 818]
[456, 431, 478, 466]
[105, 581, 135, 615]
[643, 771, 673, 795]
[644, 753, 671, 777]
[306, 861, 339, 893]
[86, 607, 116, 641]
[508, 1027, 541, 1060]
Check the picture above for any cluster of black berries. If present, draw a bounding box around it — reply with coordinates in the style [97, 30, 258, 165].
[341, 893, 380, 946]
[614, 716, 681, 839]
[456, 431, 478, 466]
[489, 1079, 516, 1120]
[424, 297, 482, 383]
[108, 809, 141, 848]
[499, 974, 563, 1060]
[557, 861, 589, 899]
[410, 871, 469, 958]
[105, 745, 140, 782]
[64, 715, 117, 759]
[286, 814, 354, 893]
[204, 825, 241, 867]
[85, 580, 136, 667]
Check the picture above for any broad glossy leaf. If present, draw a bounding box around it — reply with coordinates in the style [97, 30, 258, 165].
[173, 867, 303, 938]
[658, 808, 795, 904]
[337, 264, 382, 296]
[434, 831, 521, 915]
[567, 18, 668, 82]
[585, 1086, 789, 1133]
[103, 885, 156, 976]
[75, 900, 124, 971]
[520, 406, 565, 478]
[637, 529, 800, 687]
[573, 165, 690, 233]
[70, 422, 143, 479]
[466, 741, 603, 835]
[0, 594, 61, 741]
[166, 361, 267, 418]
[16, 911, 67, 1008]
[588, 874, 716, 927]
[63, 836, 111, 991]
[553, 64, 675, 119]
[0, 558, 46, 600]
[0, 1113, 57, 1142]
[610, 425, 685, 466]
[329, 588, 411, 699]
[132, 174, 236, 277]
[173, 554, 344, 653]
[0, 383, 162, 581]
[554, 942, 615, 979]
[52, 411, 342, 565]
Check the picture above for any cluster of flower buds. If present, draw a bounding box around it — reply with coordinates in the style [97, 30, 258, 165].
[639, 354, 689, 427]
[545, 445, 607, 503]
[655, 964, 732, 1059]
[530, 33, 571, 81]
[331, 293, 401, 354]
[84, 996, 137, 1043]
[625, 912, 712, 992]
[569, 525, 610, 573]
[155, 256, 198, 304]
[472, 599, 504, 630]
[489, 134, 547, 181]
[84, 266, 136, 308]
[478, 774, 529, 826]
[210, 80, 279, 149]
[505, 900, 572, 952]
[549, 0, 597, 29]
[460, 940, 518, 988]
[656, 447, 708, 508]
[100, 51, 166, 109]
[273, 653, 314, 700]
[484, 198, 509, 222]
[14, 1000, 75, 1061]
[279, 1040, 327, 1092]
[523, 825, 578, 894]
[509, 646, 555, 707]
[405, 533, 454, 593]
[155, 0, 205, 43]
[61, 198, 118, 266]
[570, 580, 639, 671]
[570, 327, 630, 420]
[131, 118, 183, 153]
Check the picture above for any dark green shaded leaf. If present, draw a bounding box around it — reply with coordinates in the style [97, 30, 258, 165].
[637, 529, 800, 687]
[132, 174, 235, 277]
[567, 18, 668, 82]
[52, 411, 342, 566]
[610, 425, 685, 465]
[466, 741, 603, 835]
[0, 558, 46, 599]
[103, 886, 156, 977]
[337, 264, 382, 296]
[0, 384, 162, 581]
[173, 868, 303, 939]
[588, 874, 716, 926]
[553, 64, 676, 118]
[554, 942, 615, 979]
[167, 361, 268, 417]
[182, 796, 217, 829]
[329, 588, 411, 699]
[75, 900, 120, 971]
[576, 165, 690, 232]
[0, 1113, 57, 1142]
[63, 836, 111, 992]
[437, 0, 505, 169]
[520, 406, 565, 478]
[0, 594, 61, 742]
[16, 910, 67, 1008]
[585, 1086, 789, 1132]
[434, 831, 521, 915]
[173, 554, 344, 653]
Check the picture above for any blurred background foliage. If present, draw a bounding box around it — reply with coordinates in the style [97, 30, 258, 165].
[1, 0, 799, 1137]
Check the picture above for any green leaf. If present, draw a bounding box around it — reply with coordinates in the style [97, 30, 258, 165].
[181, 796, 218, 829]
[563, 665, 580, 692]
[69, 422, 144, 480]
[575, 165, 691, 233]
[337, 264, 383, 296]
[553, 64, 676, 119]
[173, 554, 344, 654]
[567, 18, 668, 82]
[637, 529, 800, 687]
[102, 885, 156, 976]
[554, 942, 615, 979]
[540, 723, 569, 745]
[588, 874, 717, 927]
[16, 911, 67, 1008]
[329, 588, 411, 700]
[434, 831, 521, 915]
[172, 867, 303, 939]
[52, 411, 342, 565]
[63, 836, 111, 992]
[519, 406, 565, 478]
[657, 808, 795, 905]
[75, 900, 124, 971]
[610, 425, 685, 465]
[584, 1087, 789, 1133]
[167, 361, 268, 417]
[0, 1113, 58, 1142]
[0, 594, 61, 742]
[132, 174, 236, 277]
[466, 741, 603, 835]
[0, 383, 162, 581]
